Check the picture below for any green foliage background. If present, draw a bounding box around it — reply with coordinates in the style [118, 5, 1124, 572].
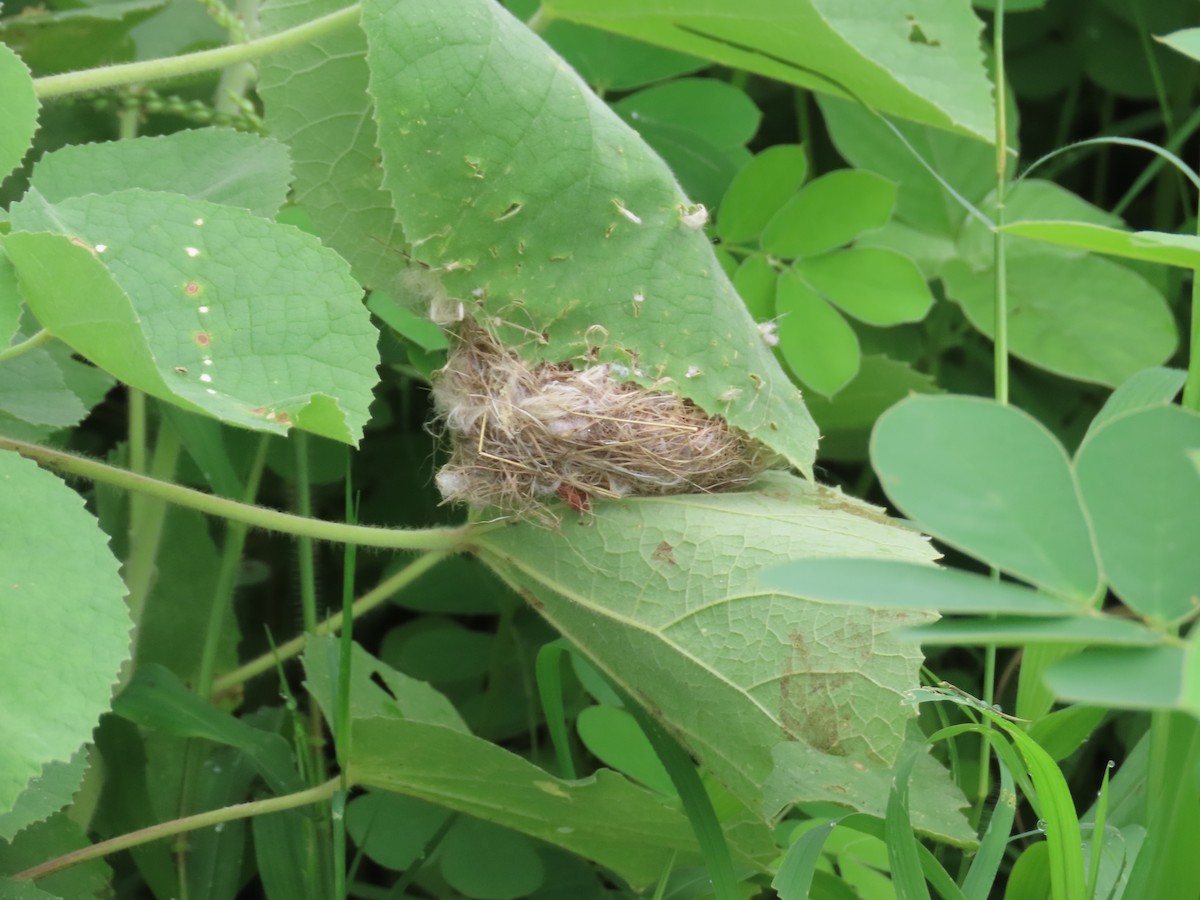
[1, 0, 1199, 898]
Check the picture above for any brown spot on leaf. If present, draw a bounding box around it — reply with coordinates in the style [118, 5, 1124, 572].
[195, 332, 211, 347]
[184, 281, 201, 296]
[651, 541, 677, 566]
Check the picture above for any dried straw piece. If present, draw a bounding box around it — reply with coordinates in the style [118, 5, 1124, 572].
[432, 319, 775, 516]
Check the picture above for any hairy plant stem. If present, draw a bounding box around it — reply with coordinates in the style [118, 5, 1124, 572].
[33, 3, 361, 99]
[13, 777, 341, 882]
[0, 437, 488, 550]
[212, 551, 449, 697]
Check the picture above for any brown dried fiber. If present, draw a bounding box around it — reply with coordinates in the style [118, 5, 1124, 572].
[432, 319, 775, 517]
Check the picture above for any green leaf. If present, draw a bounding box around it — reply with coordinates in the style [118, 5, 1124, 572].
[304, 635, 470, 734]
[762, 559, 1079, 615]
[476, 472, 940, 809]
[367, 293, 449, 352]
[537, 19, 707, 91]
[345, 791, 452, 871]
[1074, 405, 1200, 623]
[28, 129, 293, 218]
[349, 716, 721, 891]
[999, 221, 1200, 269]
[907, 615, 1165, 646]
[362, 0, 819, 475]
[542, 0, 995, 141]
[731, 255, 777, 322]
[0, 813, 111, 899]
[871, 395, 1101, 598]
[259, 0, 410, 292]
[439, 817, 546, 900]
[941, 247, 1177, 387]
[378, 617, 494, 685]
[0, 452, 128, 817]
[252, 810, 322, 900]
[576, 706, 674, 795]
[885, 751, 931, 900]
[0, 247, 22, 350]
[112, 664, 304, 795]
[796, 247, 932, 326]
[614, 78, 759, 207]
[762, 170, 895, 258]
[804, 355, 938, 461]
[816, 95, 993, 235]
[0, 0, 163, 74]
[775, 270, 861, 396]
[0, 751, 87, 843]
[0, 348, 87, 427]
[764, 733, 974, 845]
[1085, 367, 1187, 438]
[614, 78, 761, 150]
[718, 144, 808, 244]
[6, 189, 378, 444]
[1045, 645, 1199, 716]
[0, 42, 38, 183]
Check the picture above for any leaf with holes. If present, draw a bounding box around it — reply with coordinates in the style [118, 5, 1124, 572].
[361, 0, 818, 475]
[5, 189, 378, 444]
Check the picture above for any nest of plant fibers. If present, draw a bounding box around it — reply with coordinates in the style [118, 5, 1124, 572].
[432, 319, 775, 516]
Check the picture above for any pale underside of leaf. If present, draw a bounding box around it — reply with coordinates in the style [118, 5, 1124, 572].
[475, 473, 940, 812]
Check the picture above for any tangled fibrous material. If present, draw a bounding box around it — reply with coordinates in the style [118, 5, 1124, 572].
[432, 319, 775, 517]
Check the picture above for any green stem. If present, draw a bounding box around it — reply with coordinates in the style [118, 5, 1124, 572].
[211, 551, 449, 697]
[1186, 173, 1200, 412]
[195, 435, 271, 699]
[13, 778, 341, 882]
[977, 0, 1008, 819]
[0, 329, 54, 363]
[0, 437, 486, 551]
[213, 0, 261, 115]
[125, 421, 183, 637]
[33, 3, 361, 99]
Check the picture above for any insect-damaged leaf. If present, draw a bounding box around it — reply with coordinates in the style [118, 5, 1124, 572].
[361, 0, 819, 476]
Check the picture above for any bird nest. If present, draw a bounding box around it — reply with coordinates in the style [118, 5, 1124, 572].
[431, 319, 775, 518]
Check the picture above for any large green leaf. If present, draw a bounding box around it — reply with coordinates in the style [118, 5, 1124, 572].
[258, 0, 409, 292]
[0, 41, 38, 182]
[27, 129, 292, 218]
[542, 0, 994, 141]
[941, 247, 1176, 388]
[361, 0, 818, 475]
[5, 189, 378, 443]
[475, 473, 944, 811]
[0, 453, 129, 817]
[1045, 645, 1200, 716]
[348, 718, 757, 890]
[1074, 405, 1200, 623]
[871, 395, 1100, 600]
